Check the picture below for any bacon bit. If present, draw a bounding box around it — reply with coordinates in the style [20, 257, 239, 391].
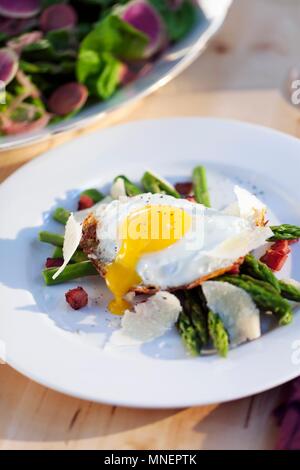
[261, 240, 291, 271]
[65, 287, 88, 310]
[185, 195, 196, 203]
[175, 182, 193, 196]
[45, 257, 64, 268]
[78, 194, 94, 211]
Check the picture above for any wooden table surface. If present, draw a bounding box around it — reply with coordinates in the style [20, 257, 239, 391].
[0, 0, 299, 450]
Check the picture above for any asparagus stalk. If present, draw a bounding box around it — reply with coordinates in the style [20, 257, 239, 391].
[141, 171, 180, 198]
[279, 280, 300, 302]
[192, 166, 211, 207]
[177, 311, 203, 356]
[176, 290, 208, 355]
[218, 275, 293, 326]
[114, 175, 142, 196]
[80, 188, 104, 203]
[208, 310, 229, 358]
[269, 224, 300, 241]
[53, 207, 71, 225]
[39, 231, 64, 247]
[241, 254, 280, 291]
[43, 261, 97, 286]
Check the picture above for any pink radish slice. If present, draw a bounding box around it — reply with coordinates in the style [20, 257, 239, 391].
[40, 4, 77, 32]
[0, 0, 40, 19]
[0, 16, 37, 37]
[7, 31, 43, 54]
[48, 82, 88, 116]
[0, 48, 18, 85]
[119, 0, 166, 58]
[1, 113, 51, 135]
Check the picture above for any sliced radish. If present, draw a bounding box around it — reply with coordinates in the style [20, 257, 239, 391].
[0, 16, 37, 37]
[0, 47, 18, 85]
[118, 0, 166, 58]
[48, 82, 88, 116]
[0, 113, 51, 135]
[0, 0, 40, 19]
[40, 4, 77, 32]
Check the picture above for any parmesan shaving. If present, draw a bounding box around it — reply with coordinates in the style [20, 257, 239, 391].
[111, 291, 182, 345]
[202, 281, 261, 346]
[52, 213, 82, 280]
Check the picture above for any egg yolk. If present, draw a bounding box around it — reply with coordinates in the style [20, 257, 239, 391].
[105, 205, 192, 314]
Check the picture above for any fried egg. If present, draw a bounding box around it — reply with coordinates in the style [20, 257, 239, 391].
[90, 193, 272, 314]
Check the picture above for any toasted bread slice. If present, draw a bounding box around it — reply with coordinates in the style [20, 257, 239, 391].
[81, 214, 242, 294]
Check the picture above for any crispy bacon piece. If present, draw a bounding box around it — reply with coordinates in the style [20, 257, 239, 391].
[78, 194, 94, 211]
[65, 287, 88, 310]
[260, 240, 291, 271]
[45, 257, 64, 268]
[175, 182, 193, 196]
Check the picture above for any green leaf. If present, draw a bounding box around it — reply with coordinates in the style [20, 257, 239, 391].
[80, 14, 148, 61]
[150, 0, 197, 41]
[77, 49, 101, 83]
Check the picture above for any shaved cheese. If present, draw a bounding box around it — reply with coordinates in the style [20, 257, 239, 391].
[207, 226, 273, 260]
[111, 291, 182, 345]
[52, 214, 82, 280]
[73, 196, 112, 223]
[234, 186, 266, 225]
[110, 178, 127, 199]
[202, 281, 261, 346]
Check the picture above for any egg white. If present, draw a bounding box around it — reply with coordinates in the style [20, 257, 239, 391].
[92, 193, 272, 289]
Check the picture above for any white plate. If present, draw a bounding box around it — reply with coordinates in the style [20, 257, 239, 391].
[0, 118, 300, 408]
[0, 0, 232, 150]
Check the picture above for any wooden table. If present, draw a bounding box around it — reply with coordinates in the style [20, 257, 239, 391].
[0, 0, 299, 450]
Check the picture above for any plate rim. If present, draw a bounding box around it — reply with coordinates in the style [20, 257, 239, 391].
[1, 116, 300, 408]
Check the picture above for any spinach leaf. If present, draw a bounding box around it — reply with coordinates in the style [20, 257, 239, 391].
[150, 0, 197, 41]
[80, 14, 148, 61]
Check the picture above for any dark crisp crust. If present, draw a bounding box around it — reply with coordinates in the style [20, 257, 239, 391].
[80, 214, 241, 293]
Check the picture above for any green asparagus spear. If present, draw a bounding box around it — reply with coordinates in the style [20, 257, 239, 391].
[279, 280, 300, 302]
[52, 246, 63, 258]
[141, 171, 180, 198]
[43, 261, 98, 286]
[53, 207, 71, 225]
[114, 175, 142, 196]
[269, 224, 300, 241]
[39, 231, 64, 247]
[192, 166, 211, 207]
[218, 275, 293, 326]
[238, 273, 279, 294]
[177, 311, 203, 356]
[208, 310, 229, 358]
[80, 188, 104, 203]
[241, 254, 280, 291]
[185, 290, 208, 345]
[176, 290, 208, 355]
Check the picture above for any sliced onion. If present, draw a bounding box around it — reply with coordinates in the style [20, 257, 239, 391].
[0, 0, 40, 19]
[48, 82, 88, 116]
[7, 31, 43, 54]
[119, 0, 166, 58]
[0, 47, 18, 85]
[40, 4, 77, 32]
